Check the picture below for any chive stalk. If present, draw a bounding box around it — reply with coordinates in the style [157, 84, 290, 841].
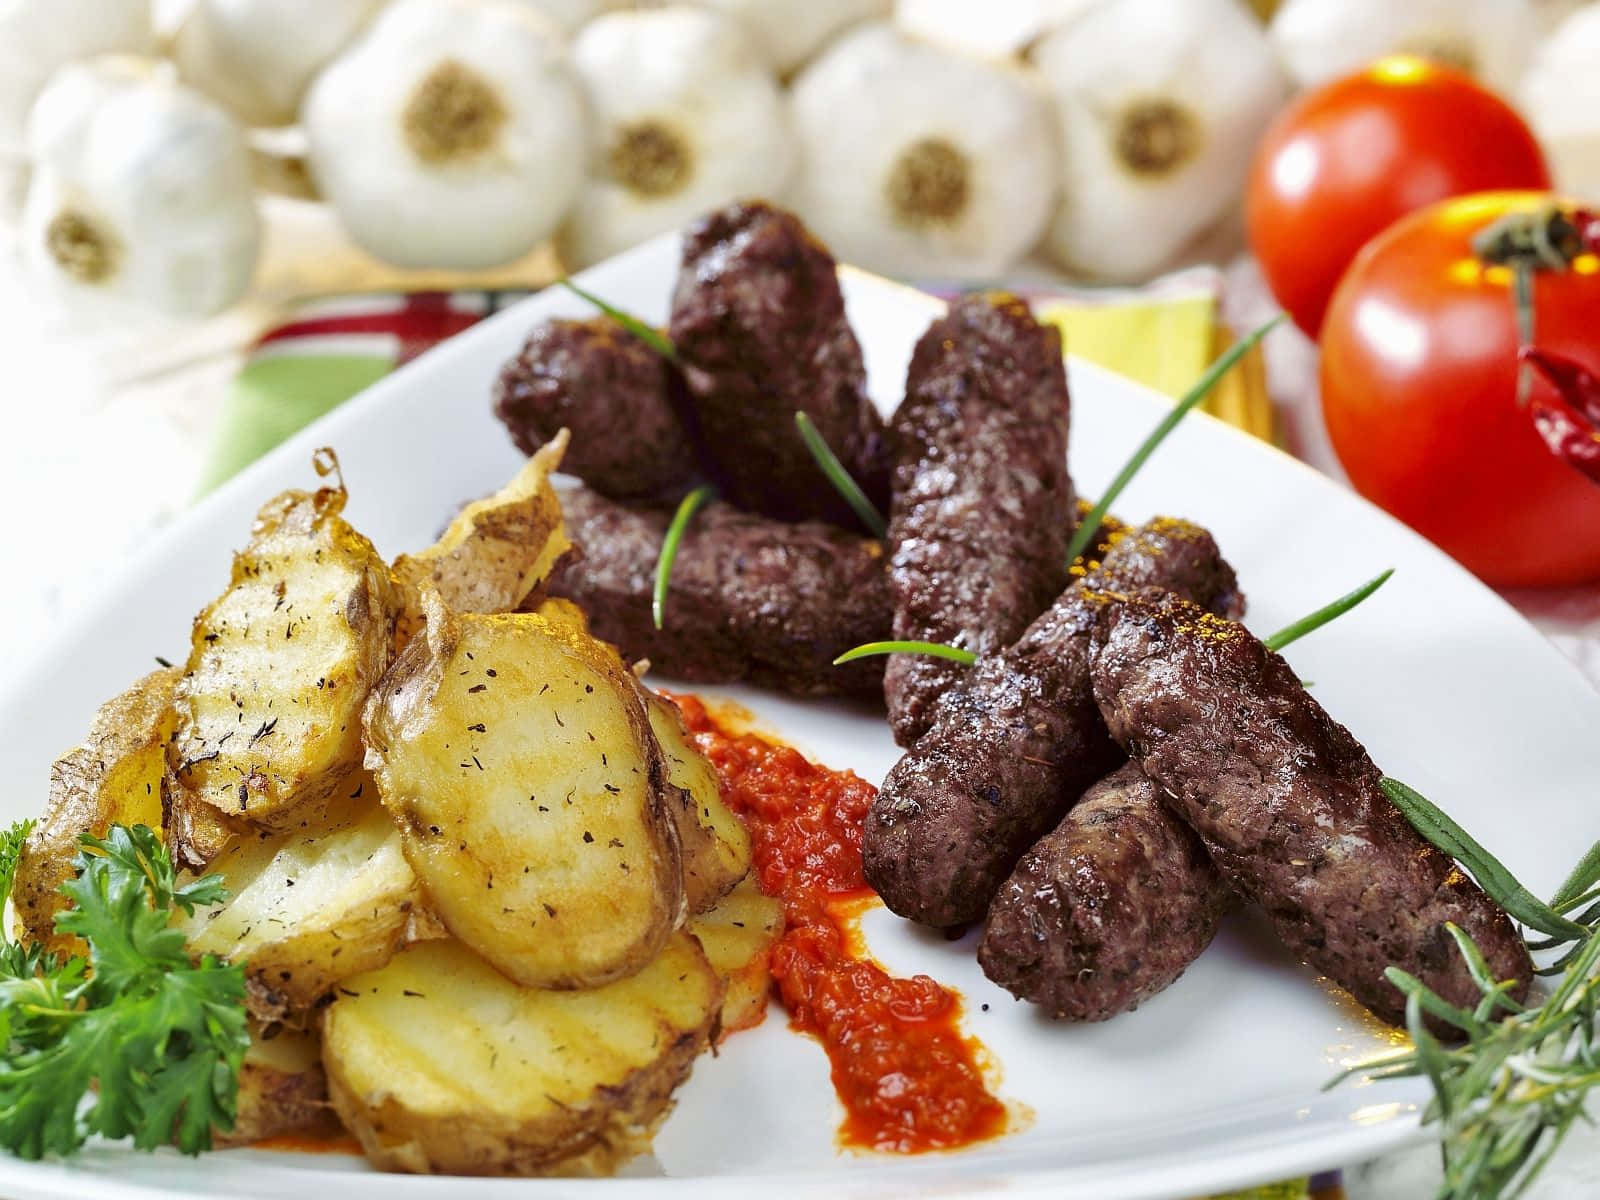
[652, 486, 716, 630]
[795, 412, 888, 538]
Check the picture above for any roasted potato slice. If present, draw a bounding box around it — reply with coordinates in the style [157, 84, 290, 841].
[645, 692, 751, 913]
[168, 475, 399, 836]
[688, 879, 782, 1038]
[13, 668, 179, 955]
[218, 1021, 342, 1148]
[363, 595, 683, 989]
[392, 432, 570, 643]
[173, 778, 421, 1023]
[322, 933, 722, 1176]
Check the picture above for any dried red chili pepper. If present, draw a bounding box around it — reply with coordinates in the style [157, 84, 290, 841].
[1521, 347, 1600, 485]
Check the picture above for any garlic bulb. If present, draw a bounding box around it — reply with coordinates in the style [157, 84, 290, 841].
[174, 0, 385, 127]
[1031, 0, 1286, 282]
[787, 22, 1057, 279]
[21, 57, 260, 317]
[1522, 3, 1600, 202]
[302, 0, 587, 270]
[894, 0, 1095, 61]
[1270, 0, 1537, 96]
[697, 0, 889, 74]
[559, 7, 793, 267]
[0, 0, 153, 152]
[507, 0, 627, 37]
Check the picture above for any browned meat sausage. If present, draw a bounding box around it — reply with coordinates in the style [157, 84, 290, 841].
[493, 316, 700, 500]
[884, 292, 1075, 746]
[978, 762, 1232, 1021]
[1089, 589, 1532, 1026]
[863, 518, 1243, 928]
[543, 484, 888, 699]
[667, 200, 889, 525]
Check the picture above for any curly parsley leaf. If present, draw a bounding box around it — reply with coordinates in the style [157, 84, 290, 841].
[0, 822, 248, 1159]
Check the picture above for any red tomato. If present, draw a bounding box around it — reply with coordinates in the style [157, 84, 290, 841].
[1320, 192, 1600, 589]
[1248, 56, 1549, 337]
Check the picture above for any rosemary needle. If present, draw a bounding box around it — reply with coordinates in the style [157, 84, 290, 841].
[558, 278, 678, 361]
[795, 412, 888, 538]
[1063, 314, 1285, 568]
[1263, 568, 1393, 652]
[833, 640, 978, 667]
[652, 486, 716, 631]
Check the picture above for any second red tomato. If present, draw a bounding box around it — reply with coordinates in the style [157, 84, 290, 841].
[1247, 56, 1550, 337]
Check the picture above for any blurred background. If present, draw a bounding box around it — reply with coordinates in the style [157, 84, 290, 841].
[2, 0, 1598, 669]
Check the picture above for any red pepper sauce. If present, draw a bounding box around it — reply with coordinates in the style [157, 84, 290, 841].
[670, 693, 1008, 1155]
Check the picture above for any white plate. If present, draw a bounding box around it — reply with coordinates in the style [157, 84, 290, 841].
[3, 235, 1597, 1200]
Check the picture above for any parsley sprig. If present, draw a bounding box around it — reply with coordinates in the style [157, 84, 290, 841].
[0, 821, 248, 1159]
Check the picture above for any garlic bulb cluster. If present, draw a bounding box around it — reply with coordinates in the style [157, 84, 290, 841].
[0, 0, 153, 152]
[302, 0, 587, 270]
[1521, 3, 1600, 201]
[1032, 0, 1287, 282]
[789, 23, 1057, 279]
[21, 58, 260, 317]
[560, 7, 793, 267]
[1270, 0, 1538, 96]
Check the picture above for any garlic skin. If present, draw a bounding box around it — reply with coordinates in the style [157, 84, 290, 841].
[506, 0, 627, 37]
[1270, 0, 1537, 96]
[696, 0, 889, 74]
[787, 23, 1057, 279]
[174, 0, 386, 128]
[894, 0, 1096, 61]
[1521, 3, 1600, 202]
[559, 6, 793, 268]
[21, 58, 260, 317]
[303, 0, 587, 270]
[0, 0, 153, 153]
[1031, 0, 1286, 283]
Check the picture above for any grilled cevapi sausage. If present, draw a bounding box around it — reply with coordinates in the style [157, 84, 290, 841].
[668, 200, 889, 525]
[493, 316, 700, 501]
[863, 518, 1243, 928]
[978, 762, 1232, 1021]
[884, 292, 1075, 747]
[543, 484, 888, 699]
[1089, 590, 1533, 1027]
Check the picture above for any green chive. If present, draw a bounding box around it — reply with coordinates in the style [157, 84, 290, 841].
[559, 278, 678, 362]
[1381, 777, 1588, 941]
[1263, 568, 1394, 652]
[1063, 314, 1285, 568]
[795, 412, 888, 538]
[832, 640, 978, 667]
[652, 486, 716, 631]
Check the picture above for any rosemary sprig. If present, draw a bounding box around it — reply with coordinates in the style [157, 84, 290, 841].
[1334, 778, 1600, 1199]
[1263, 569, 1393, 652]
[794, 412, 888, 537]
[833, 640, 977, 667]
[558, 279, 678, 362]
[1063, 314, 1285, 567]
[652, 486, 716, 631]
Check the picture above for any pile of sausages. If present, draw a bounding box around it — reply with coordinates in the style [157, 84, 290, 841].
[495, 199, 1532, 1031]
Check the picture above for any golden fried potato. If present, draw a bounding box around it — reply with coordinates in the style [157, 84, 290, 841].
[322, 933, 722, 1176]
[168, 477, 399, 837]
[164, 786, 246, 876]
[218, 1021, 342, 1148]
[687, 879, 781, 1038]
[645, 692, 751, 913]
[363, 595, 683, 990]
[173, 778, 421, 1024]
[14, 667, 179, 955]
[392, 432, 570, 643]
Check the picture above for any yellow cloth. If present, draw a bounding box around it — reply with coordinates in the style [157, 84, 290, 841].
[1036, 295, 1276, 445]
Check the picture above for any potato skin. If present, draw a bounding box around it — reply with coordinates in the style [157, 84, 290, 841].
[364, 595, 684, 990]
[322, 934, 722, 1175]
[217, 1022, 342, 1148]
[645, 692, 751, 914]
[14, 667, 179, 956]
[168, 483, 399, 838]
